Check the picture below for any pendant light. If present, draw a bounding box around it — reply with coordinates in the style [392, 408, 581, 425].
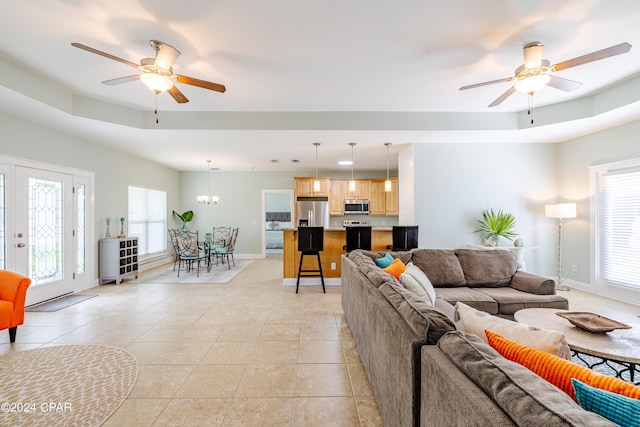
[313, 142, 321, 192]
[197, 160, 220, 205]
[384, 142, 392, 192]
[348, 142, 356, 193]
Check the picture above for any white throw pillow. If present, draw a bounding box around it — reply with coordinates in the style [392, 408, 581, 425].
[400, 262, 436, 306]
[400, 271, 430, 304]
[455, 302, 572, 360]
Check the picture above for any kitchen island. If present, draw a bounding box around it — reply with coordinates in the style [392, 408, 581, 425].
[282, 228, 392, 279]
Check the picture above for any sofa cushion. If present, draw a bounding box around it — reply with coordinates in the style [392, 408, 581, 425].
[378, 280, 455, 344]
[435, 287, 499, 314]
[572, 379, 640, 427]
[455, 249, 518, 287]
[476, 287, 569, 315]
[410, 249, 466, 287]
[351, 249, 412, 265]
[486, 330, 640, 402]
[400, 262, 436, 305]
[437, 331, 617, 426]
[455, 302, 571, 359]
[510, 270, 556, 295]
[347, 250, 393, 288]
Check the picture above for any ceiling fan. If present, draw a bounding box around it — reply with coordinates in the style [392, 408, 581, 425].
[71, 40, 226, 104]
[459, 42, 631, 108]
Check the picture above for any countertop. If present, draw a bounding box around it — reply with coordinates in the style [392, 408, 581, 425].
[283, 227, 393, 231]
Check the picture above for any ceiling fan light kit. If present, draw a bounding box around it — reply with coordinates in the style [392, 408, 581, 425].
[514, 74, 551, 94]
[71, 39, 226, 109]
[459, 41, 632, 115]
[140, 73, 173, 93]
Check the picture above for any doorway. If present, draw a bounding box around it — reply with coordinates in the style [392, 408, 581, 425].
[262, 189, 294, 258]
[0, 156, 94, 306]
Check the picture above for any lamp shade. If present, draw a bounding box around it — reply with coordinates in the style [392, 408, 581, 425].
[545, 202, 576, 219]
[140, 73, 173, 93]
[515, 74, 550, 94]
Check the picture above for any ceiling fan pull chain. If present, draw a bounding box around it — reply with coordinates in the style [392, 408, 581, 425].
[154, 91, 159, 124]
[528, 93, 534, 124]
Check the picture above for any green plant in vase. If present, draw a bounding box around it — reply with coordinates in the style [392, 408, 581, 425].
[474, 209, 517, 246]
[173, 210, 194, 231]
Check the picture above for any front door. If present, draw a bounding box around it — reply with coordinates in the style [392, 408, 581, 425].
[15, 166, 75, 306]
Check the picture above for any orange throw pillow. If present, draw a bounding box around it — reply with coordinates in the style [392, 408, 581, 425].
[383, 258, 406, 280]
[486, 330, 640, 402]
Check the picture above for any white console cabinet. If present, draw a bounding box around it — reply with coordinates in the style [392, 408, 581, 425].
[99, 237, 139, 284]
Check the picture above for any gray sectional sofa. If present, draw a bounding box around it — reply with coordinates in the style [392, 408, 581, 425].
[341, 249, 614, 427]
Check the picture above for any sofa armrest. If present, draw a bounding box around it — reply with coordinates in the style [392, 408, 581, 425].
[0, 270, 32, 328]
[510, 271, 555, 295]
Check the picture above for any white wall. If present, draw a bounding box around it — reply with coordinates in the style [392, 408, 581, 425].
[179, 171, 299, 255]
[558, 120, 640, 296]
[411, 142, 559, 276]
[0, 112, 181, 279]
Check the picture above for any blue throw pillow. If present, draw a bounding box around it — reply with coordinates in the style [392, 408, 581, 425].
[572, 378, 640, 427]
[375, 253, 394, 268]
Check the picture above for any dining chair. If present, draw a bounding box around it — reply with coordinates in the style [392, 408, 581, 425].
[211, 226, 232, 263]
[213, 227, 238, 269]
[167, 229, 181, 271]
[175, 230, 208, 277]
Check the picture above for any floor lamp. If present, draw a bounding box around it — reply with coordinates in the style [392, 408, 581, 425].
[545, 202, 577, 291]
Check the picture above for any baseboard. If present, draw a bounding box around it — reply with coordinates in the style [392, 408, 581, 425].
[282, 278, 342, 286]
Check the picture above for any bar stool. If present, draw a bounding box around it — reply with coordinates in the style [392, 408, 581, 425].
[392, 225, 419, 251]
[296, 226, 325, 293]
[345, 226, 372, 252]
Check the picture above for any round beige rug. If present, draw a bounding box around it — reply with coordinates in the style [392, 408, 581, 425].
[0, 345, 137, 427]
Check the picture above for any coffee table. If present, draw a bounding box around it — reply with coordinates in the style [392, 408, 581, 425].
[514, 308, 640, 385]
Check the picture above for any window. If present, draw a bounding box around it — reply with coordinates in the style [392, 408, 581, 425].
[593, 159, 640, 291]
[128, 186, 167, 257]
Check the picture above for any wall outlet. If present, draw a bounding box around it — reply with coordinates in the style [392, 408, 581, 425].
[572, 264, 578, 273]
[331, 262, 336, 270]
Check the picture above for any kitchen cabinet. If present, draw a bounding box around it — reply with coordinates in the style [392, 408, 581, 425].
[344, 179, 369, 200]
[385, 178, 399, 215]
[295, 177, 329, 197]
[329, 180, 345, 215]
[369, 179, 399, 215]
[368, 180, 386, 215]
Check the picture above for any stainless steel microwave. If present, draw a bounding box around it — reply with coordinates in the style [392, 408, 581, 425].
[344, 199, 370, 215]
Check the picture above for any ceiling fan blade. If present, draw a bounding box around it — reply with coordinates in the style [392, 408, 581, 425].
[459, 77, 514, 91]
[71, 42, 139, 68]
[155, 42, 181, 69]
[546, 75, 582, 92]
[488, 86, 516, 107]
[175, 75, 227, 93]
[553, 42, 631, 71]
[523, 42, 544, 68]
[102, 75, 141, 86]
[168, 86, 189, 103]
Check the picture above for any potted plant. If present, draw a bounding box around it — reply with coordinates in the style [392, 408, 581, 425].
[474, 209, 517, 246]
[173, 210, 194, 231]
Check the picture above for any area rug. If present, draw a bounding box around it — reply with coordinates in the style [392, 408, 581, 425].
[26, 294, 98, 312]
[133, 259, 254, 284]
[0, 344, 137, 427]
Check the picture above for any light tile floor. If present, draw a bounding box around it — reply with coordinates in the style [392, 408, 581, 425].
[3, 257, 640, 426]
[1, 255, 383, 426]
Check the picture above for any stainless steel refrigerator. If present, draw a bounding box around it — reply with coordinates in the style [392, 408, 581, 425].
[296, 198, 329, 228]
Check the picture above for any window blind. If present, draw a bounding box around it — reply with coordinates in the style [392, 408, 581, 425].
[128, 186, 167, 256]
[598, 166, 640, 289]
